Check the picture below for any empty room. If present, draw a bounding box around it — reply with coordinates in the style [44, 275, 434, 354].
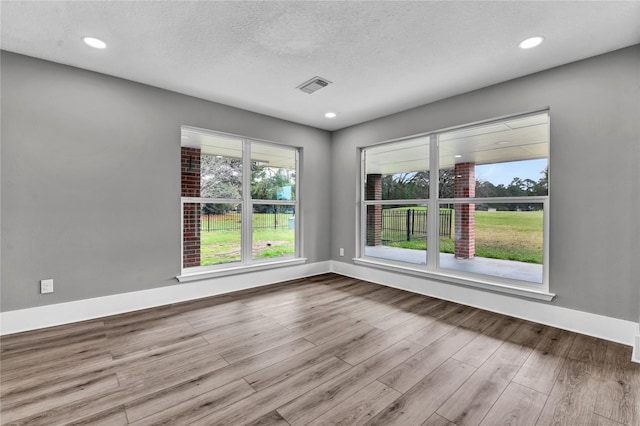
[1, 1, 639, 425]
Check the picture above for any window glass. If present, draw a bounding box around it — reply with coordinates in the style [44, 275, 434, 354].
[364, 204, 429, 265]
[252, 204, 296, 261]
[439, 114, 548, 198]
[183, 202, 243, 268]
[439, 202, 544, 283]
[183, 130, 243, 198]
[251, 142, 296, 201]
[200, 203, 243, 266]
[201, 153, 242, 199]
[364, 137, 430, 200]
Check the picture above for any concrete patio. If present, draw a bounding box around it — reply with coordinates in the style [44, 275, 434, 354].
[364, 245, 542, 283]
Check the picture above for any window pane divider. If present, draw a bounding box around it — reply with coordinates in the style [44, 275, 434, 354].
[438, 196, 548, 204]
[181, 197, 242, 204]
[427, 134, 439, 270]
[358, 150, 366, 259]
[294, 149, 301, 258]
[362, 199, 428, 206]
[250, 200, 297, 205]
[241, 139, 252, 264]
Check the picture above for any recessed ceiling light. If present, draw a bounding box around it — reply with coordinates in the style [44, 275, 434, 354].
[519, 36, 544, 49]
[325, 112, 337, 119]
[454, 155, 462, 158]
[496, 141, 510, 145]
[82, 36, 107, 49]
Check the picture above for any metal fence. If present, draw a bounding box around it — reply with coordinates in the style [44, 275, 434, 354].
[381, 209, 452, 242]
[200, 212, 293, 232]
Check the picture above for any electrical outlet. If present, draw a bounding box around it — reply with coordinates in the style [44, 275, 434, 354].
[339, 248, 344, 257]
[40, 279, 54, 294]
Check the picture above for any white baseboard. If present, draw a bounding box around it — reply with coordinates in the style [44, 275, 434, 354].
[2, 259, 638, 364]
[330, 260, 639, 355]
[0, 261, 331, 336]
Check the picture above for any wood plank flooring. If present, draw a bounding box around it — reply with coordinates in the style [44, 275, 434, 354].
[1, 273, 638, 425]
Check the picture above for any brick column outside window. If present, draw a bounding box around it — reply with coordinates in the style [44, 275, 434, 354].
[181, 147, 201, 268]
[454, 162, 475, 259]
[366, 174, 382, 246]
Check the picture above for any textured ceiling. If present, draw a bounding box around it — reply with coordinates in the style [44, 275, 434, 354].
[2, 1, 639, 131]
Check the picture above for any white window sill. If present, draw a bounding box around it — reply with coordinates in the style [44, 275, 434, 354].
[353, 257, 555, 302]
[177, 258, 308, 283]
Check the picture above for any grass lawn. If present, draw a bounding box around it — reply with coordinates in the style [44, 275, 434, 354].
[198, 209, 543, 266]
[200, 222, 294, 266]
[387, 209, 543, 264]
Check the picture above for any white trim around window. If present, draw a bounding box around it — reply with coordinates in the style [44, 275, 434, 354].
[357, 110, 553, 300]
[179, 127, 302, 281]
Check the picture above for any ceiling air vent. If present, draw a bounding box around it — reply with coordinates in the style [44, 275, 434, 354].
[297, 76, 331, 94]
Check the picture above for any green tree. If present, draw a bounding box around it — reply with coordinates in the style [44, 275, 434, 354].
[533, 167, 548, 195]
[250, 162, 295, 212]
[200, 154, 241, 214]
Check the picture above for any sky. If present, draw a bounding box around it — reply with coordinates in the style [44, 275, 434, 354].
[475, 159, 547, 187]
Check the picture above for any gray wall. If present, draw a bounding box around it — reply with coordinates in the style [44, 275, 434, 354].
[1, 51, 332, 311]
[3, 46, 639, 323]
[331, 45, 640, 322]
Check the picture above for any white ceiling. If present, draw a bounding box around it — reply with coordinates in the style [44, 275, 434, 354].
[2, 1, 639, 131]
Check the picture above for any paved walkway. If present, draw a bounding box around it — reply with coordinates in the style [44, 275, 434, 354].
[364, 245, 542, 283]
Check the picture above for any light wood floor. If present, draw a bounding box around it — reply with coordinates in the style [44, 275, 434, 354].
[1, 273, 638, 426]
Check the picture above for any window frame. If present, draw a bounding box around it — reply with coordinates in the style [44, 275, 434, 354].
[356, 110, 553, 300]
[178, 127, 304, 282]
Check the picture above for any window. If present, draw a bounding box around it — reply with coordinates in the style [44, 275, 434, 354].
[359, 111, 550, 296]
[180, 127, 300, 277]
[363, 137, 430, 264]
